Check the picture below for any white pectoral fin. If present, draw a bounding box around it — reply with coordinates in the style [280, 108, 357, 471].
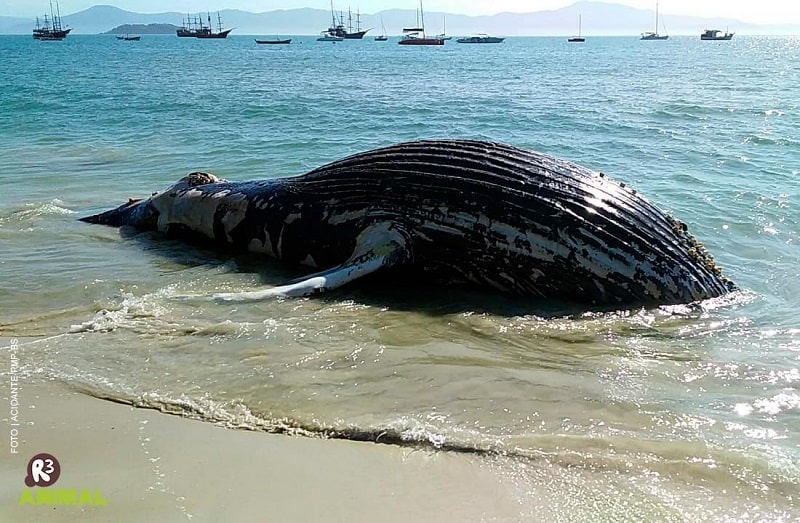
[213, 223, 410, 302]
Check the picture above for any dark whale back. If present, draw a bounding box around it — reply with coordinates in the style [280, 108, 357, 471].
[289, 140, 734, 305]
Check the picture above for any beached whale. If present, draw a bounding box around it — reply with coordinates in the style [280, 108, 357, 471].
[80, 139, 736, 305]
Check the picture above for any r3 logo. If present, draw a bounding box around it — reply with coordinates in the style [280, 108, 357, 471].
[24, 453, 61, 487]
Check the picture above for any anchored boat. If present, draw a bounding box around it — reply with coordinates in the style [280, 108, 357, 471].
[701, 28, 734, 40]
[399, 0, 444, 46]
[32, 1, 71, 41]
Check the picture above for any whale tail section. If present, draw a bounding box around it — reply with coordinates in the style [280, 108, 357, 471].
[213, 222, 412, 301]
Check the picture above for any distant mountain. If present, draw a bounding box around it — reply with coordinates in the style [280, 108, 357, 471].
[1, 2, 795, 36]
[104, 23, 179, 35]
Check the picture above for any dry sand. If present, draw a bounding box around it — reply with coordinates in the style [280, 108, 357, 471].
[1, 383, 541, 522]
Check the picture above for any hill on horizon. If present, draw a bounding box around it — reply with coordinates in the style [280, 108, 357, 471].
[1, 2, 796, 36]
[103, 23, 179, 35]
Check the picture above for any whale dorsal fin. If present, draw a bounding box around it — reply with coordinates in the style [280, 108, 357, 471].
[213, 222, 411, 302]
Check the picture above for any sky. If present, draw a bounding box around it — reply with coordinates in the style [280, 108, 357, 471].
[4, 1, 799, 25]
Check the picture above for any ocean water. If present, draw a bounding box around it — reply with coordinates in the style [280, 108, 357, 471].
[2, 33, 799, 519]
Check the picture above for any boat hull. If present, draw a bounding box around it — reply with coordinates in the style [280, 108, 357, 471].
[640, 33, 668, 40]
[196, 29, 232, 39]
[256, 39, 291, 44]
[33, 27, 71, 40]
[456, 36, 504, 43]
[398, 38, 444, 45]
[325, 24, 369, 39]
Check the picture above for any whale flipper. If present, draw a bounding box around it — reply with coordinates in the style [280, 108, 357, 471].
[213, 222, 411, 302]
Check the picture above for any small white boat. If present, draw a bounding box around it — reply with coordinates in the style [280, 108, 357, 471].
[317, 31, 344, 42]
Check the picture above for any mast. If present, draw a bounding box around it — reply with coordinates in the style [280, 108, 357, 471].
[578, 14, 582, 37]
[419, 0, 426, 36]
[655, 3, 658, 33]
[49, 0, 57, 31]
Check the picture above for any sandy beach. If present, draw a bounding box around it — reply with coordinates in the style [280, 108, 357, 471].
[1, 382, 542, 522]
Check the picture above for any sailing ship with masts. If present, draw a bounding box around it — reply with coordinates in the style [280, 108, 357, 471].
[176, 12, 232, 38]
[321, 2, 370, 39]
[176, 14, 201, 37]
[33, 0, 71, 40]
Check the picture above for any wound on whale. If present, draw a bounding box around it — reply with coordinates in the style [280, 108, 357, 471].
[80, 139, 736, 306]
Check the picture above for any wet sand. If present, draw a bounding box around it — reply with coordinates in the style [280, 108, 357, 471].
[1, 383, 537, 522]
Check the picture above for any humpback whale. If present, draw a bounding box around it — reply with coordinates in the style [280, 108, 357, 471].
[80, 139, 736, 306]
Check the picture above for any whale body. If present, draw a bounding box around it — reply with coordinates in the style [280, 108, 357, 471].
[80, 139, 736, 305]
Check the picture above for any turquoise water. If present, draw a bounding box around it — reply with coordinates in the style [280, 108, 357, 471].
[2, 34, 800, 519]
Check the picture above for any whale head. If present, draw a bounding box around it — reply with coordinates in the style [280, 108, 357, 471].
[79, 172, 222, 230]
[79, 197, 159, 228]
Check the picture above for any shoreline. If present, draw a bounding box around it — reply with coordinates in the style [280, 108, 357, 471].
[1, 382, 537, 522]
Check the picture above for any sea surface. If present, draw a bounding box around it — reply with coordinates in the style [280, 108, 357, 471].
[2, 34, 799, 520]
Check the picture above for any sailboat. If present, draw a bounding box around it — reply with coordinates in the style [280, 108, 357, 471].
[433, 16, 451, 40]
[568, 14, 585, 42]
[375, 15, 388, 41]
[399, 0, 444, 45]
[641, 2, 668, 40]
